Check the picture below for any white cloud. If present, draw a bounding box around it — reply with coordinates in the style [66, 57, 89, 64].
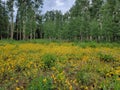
[42, 0, 75, 14]
[55, 0, 64, 6]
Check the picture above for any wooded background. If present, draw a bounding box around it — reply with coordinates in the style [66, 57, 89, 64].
[0, 0, 120, 42]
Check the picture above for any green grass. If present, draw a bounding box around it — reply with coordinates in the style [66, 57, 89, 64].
[0, 39, 120, 48]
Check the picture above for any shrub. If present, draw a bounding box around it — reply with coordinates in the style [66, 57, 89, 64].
[100, 76, 120, 90]
[76, 71, 97, 86]
[99, 53, 116, 62]
[89, 44, 96, 48]
[27, 76, 53, 90]
[41, 53, 57, 69]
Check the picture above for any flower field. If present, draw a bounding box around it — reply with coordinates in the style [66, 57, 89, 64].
[0, 42, 120, 90]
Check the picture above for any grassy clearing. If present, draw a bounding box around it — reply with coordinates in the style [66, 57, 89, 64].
[0, 40, 120, 90]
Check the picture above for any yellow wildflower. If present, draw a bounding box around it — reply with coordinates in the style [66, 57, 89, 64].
[16, 87, 20, 90]
[43, 78, 47, 83]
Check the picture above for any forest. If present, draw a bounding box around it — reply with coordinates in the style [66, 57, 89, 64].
[0, 0, 120, 42]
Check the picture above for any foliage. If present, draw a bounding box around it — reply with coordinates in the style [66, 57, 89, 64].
[27, 76, 53, 90]
[76, 71, 97, 86]
[101, 76, 120, 90]
[99, 53, 116, 62]
[0, 0, 120, 42]
[0, 40, 120, 89]
[41, 53, 57, 69]
[0, 0, 9, 39]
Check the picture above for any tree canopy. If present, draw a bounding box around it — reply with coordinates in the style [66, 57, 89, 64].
[0, 0, 120, 42]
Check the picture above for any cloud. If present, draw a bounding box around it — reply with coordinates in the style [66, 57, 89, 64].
[42, 0, 75, 14]
[55, 0, 64, 6]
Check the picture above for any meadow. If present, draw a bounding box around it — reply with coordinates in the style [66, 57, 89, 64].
[0, 40, 120, 90]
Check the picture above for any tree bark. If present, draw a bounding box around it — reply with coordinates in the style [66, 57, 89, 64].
[17, 28, 18, 40]
[33, 30, 35, 39]
[10, 11, 14, 39]
[20, 28, 22, 40]
[90, 36, 92, 41]
[30, 32, 32, 40]
[23, 20, 26, 40]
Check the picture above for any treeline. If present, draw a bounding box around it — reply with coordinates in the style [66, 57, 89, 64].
[0, 0, 120, 42]
[0, 0, 43, 40]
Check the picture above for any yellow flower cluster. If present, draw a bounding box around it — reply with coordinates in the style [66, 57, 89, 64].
[0, 42, 120, 89]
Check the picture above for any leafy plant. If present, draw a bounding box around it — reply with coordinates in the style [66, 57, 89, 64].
[99, 53, 116, 62]
[27, 76, 53, 90]
[41, 53, 57, 69]
[76, 71, 98, 86]
[100, 76, 120, 90]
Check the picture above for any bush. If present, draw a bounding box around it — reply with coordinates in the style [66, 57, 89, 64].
[41, 53, 57, 69]
[99, 53, 116, 62]
[27, 76, 53, 90]
[89, 44, 96, 48]
[100, 76, 120, 90]
[76, 71, 97, 86]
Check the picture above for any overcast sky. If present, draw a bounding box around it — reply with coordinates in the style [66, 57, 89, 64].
[2, 0, 75, 14]
[42, 0, 75, 14]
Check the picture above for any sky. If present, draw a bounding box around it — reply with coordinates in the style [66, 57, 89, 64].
[2, 0, 75, 14]
[42, 0, 75, 14]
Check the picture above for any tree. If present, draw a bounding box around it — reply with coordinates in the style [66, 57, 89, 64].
[15, 0, 43, 40]
[0, 0, 120, 42]
[100, 0, 120, 42]
[0, 0, 9, 39]
[43, 10, 63, 40]
[7, 0, 14, 39]
[69, 0, 90, 41]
